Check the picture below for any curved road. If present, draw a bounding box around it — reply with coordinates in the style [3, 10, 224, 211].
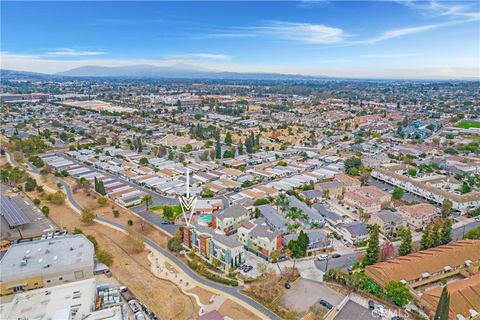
[4, 151, 280, 320]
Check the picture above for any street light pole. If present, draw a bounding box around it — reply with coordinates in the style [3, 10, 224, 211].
[324, 252, 330, 272]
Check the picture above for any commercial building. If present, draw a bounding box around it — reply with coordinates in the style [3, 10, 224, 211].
[0, 279, 127, 320]
[0, 234, 95, 295]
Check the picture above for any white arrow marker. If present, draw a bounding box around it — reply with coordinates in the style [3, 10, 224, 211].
[179, 168, 197, 227]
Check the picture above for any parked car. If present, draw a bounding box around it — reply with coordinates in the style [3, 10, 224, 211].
[318, 254, 328, 261]
[332, 253, 341, 258]
[319, 299, 333, 310]
[284, 282, 291, 289]
[475, 216, 480, 222]
[128, 300, 141, 314]
[391, 316, 404, 320]
[368, 300, 375, 310]
[245, 266, 253, 272]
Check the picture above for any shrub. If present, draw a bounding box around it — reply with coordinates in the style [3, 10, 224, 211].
[97, 249, 114, 266]
[97, 196, 107, 206]
[113, 209, 120, 218]
[41, 206, 50, 217]
[80, 208, 95, 225]
[72, 227, 83, 234]
[25, 178, 37, 192]
[127, 219, 133, 226]
[33, 198, 41, 206]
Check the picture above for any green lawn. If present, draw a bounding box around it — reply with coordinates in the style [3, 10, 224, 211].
[455, 120, 480, 129]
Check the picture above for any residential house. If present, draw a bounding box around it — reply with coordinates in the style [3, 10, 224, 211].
[316, 181, 343, 199]
[338, 221, 370, 244]
[284, 229, 332, 253]
[237, 219, 282, 261]
[370, 210, 406, 236]
[256, 204, 290, 234]
[212, 205, 250, 235]
[334, 173, 361, 192]
[397, 203, 439, 231]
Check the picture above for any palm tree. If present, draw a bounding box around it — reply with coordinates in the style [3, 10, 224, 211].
[276, 193, 289, 214]
[141, 194, 153, 212]
[9, 168, 21, 186]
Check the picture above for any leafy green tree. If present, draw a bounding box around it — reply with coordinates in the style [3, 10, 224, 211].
[97, 196, 107, 206]
[392, 187, 405, 200]
[41, 206, 50, 217]
[385, 281, 412, 307]
[81, 208, 95, 225]
[407, 168, 417, 177]
[224, 132, 232, 145]
[442, 199, 453, 218]
[398, 227, 412, 256]
[297, 230, 310, 256]
[363, 225, 380, 266]
[139, 157, 149, 165]
[346, 167, 359, 176]
[345, 157, 362, 171]
[434, 286, 450, 320]
[202, 189, 214, 198]
[223, 150, 234, 158]
[459, 182, 472, 194]
[464, 225, 480, 239]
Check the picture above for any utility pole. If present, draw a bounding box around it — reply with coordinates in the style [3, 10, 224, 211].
[324, 252, 330, 272]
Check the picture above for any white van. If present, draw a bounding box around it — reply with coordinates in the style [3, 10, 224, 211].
[317, 254, 328, 261]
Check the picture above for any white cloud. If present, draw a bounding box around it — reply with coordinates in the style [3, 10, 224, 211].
[361, 53, 416, 59]
[45, 48, 105, 57]
[188, 53, 231, 60]
[257, 21, 345, 44]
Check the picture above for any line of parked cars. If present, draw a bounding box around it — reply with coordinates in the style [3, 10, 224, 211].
[317, 253, 342, 261]
[239, 264, 253, 273]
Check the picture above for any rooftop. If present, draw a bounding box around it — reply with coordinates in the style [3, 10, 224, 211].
[0, 234, 95, 282]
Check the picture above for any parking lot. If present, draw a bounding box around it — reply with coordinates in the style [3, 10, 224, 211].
[239, 251, 273, 278]
[1, 187, 56, 240]
[281, 278, 345, 314]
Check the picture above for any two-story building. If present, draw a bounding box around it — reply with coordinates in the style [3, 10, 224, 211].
[212, 205, 250, 235]
[237, 219, 282, 261]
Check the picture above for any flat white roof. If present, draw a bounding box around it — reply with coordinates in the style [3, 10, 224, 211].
[0, 235, 94, 283]
[0, 278, 96, 320]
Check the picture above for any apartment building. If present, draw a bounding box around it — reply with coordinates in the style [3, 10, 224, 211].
[333, 173, 361, 192]
[237, 219, 283, 261]
[183, 224, 245, 272]
[372, 165, 480, 214]
[344, 185, 391, 214]
[397, 203, 439, 231]
[365, 240, 480, 289]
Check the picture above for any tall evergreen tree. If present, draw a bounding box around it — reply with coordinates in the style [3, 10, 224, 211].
[238, 140, 244, 155]
[398, 227, 412, 256]
[421, 223, 433, 250]
[431, 221, 442, 247]
[363, 225, 380, 266]
[94, 176, 99, 193]
[97, 180, 106, 196]
[297, 230, 310, 257]
[215, 136, 222, 159]
[255, 133, 260, 147]
[245, 136, 253, 153]
[224, 132, 232, 145]
[137, 137, 142, 152]
[440, 218, 452, 245]
[434, 286, 450, 320]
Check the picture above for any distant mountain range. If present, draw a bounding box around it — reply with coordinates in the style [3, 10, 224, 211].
[1, 64, 327, 80]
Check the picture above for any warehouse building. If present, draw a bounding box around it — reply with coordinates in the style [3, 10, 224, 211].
[0, 234, 95, 295]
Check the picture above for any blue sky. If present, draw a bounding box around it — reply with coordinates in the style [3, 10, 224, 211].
[1, 1, 479, 78]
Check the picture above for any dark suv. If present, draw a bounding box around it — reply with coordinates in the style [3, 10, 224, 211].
[319, 299, 333, 309]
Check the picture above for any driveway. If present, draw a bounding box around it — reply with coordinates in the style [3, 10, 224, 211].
[281, 278, 345, 314]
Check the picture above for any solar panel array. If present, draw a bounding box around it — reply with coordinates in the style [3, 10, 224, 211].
[0, 195, 31, 227]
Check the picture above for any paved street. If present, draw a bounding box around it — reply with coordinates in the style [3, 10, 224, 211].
[314, 252, 363, 272]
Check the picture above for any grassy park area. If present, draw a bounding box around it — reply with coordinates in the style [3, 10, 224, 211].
[456, 120, 480, 129]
